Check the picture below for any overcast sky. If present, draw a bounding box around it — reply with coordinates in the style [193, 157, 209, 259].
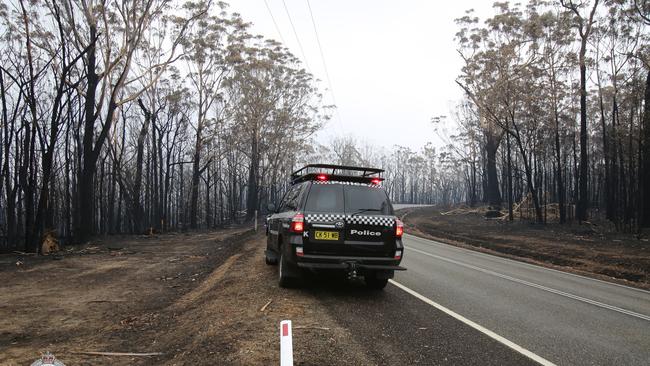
[227, 0, 499, 151]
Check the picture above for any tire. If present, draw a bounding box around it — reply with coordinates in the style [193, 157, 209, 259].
[278, 252, 292, 288]
[365, 276, 388, 290]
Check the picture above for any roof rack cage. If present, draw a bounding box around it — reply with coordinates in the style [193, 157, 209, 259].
[290, 164, 384, 184]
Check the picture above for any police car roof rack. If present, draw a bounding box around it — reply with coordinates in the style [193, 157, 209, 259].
[290, 164, 384, 184]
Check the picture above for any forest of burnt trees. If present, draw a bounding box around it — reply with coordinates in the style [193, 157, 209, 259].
[448, 0, 650, 230]
[1, 0, 649, 252]
[349, 0, 650, 232]
[0, 0, 331, 251]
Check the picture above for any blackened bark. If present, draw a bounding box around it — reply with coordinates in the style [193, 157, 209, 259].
[469, 159, 477, 207]
[641, 70, 650, 227]
[75, 25, 99, 243]
[189, 123, 203, 229]
[246, 128, 260, 221]
[76, 24, 124, 242]
[554, 97, 566, 224]
[577, 46, 589, 221]
[19, 0, 38, 251]
[0, 70, 16, 246]
[485, 135, 502, 208]
[134, 99, 152, 233]
[510, 117, 544, 224]
[205, 164, 211, 227]
[506, 119, 514, 221]
[599, 88, 612, 220]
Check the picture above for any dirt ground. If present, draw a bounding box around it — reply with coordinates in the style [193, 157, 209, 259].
[0, 229, 376, 365]
[399, 206, 650, 290]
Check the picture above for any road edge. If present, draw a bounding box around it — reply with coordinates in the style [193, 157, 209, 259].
[389, 279, 557, 366]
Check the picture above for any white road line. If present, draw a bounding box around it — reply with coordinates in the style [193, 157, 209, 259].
[405, 233, 650, 295]
[389, 280, 557, 366]
[405, 245, 650, 322]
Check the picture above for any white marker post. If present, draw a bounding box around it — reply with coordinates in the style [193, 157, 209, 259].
[280, 320, 293, 366]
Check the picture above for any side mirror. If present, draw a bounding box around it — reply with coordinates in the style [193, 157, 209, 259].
[267, 203, 276, 213]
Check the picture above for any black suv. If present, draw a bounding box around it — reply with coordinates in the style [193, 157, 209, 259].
[265, 164, 405, 289]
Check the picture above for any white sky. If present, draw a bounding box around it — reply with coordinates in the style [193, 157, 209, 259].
[227, 0, 500, 151]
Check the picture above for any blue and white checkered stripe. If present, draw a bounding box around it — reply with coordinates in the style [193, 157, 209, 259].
[346, 215, 395, 227]
[305, 214, 395, 227]
[305, 213, 346, 222]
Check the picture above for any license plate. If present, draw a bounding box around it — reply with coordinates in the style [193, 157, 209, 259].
[315, 231, 339, 240]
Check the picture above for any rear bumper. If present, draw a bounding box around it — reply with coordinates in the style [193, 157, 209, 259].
[296, 254, 406, 271]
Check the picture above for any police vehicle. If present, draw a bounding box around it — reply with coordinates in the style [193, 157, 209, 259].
[265, 164, 406, 289]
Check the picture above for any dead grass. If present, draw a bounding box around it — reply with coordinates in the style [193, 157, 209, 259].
[399, 206, 650, 290]
[0, 230, 373, 365]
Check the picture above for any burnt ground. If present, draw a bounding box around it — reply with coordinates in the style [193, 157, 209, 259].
[399, 205, 650, 290]
[0, 229, 375, 366]
[0, 226, 546, 366]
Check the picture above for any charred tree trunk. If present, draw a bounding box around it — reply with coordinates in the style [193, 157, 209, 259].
[510, 116, 544, 224]
[133, 99, 152, 233]
[641, 70, 650, 227]
[554, 97, 566, 224]
[577, 43, 589, 222]
[506, 119, 514, 221]
[75, 25, 99, 243]
[246, 127, 260, 221]
[485, 134, 502, 209]
[189, 122, 203, 229]
[0, 70, 16, 246]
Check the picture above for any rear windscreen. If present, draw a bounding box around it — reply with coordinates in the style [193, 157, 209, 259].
[304, 184, 393, 214]
[344, 185, 393, 215]
[304, 184, 344, 212]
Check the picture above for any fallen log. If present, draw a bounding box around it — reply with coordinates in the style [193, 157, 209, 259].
[73, 351, 163, 357]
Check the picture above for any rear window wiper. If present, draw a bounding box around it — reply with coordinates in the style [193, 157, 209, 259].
[350, 208, 382, 216]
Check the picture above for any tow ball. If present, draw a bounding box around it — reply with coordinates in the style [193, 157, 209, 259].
[345, 261, 359, 280]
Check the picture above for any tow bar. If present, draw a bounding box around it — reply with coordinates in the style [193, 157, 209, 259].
[345, 261, 358, 280]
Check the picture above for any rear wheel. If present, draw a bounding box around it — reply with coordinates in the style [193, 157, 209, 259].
[365, 276, 388, 290]
[278, 252, 292, 288]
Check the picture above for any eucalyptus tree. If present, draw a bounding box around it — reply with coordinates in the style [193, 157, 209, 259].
[226, 39, 322, 221]
[628, 0, 650, 227]
[529, 2, 574, 223]
[455, 8, 506, 209]
[180, 6, 242, 229]
[456, 3, 549, 222]
[560, 0, 600, 222]
[49, 0, 206, 241]
[0, 0, 93, 249]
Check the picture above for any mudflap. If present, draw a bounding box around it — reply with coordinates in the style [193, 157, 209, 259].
[265, 249, 278, 265]
[369, 269, 394, 280]
[280, 245, 302, 279]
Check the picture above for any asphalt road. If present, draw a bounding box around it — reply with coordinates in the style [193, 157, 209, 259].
[305, 233, 650, 365]
[306, 275, 536, 365]
[390, 234, 650, 366]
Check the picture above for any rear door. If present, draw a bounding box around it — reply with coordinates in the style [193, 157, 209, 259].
[343, 185, 396, 257]
[302, 183, 347, 255]
[270, 184, 303, 251]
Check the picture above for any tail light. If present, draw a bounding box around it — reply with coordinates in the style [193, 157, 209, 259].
[395, 219, 403, 238]
[394, 250, 402, 260]
[290, 213, 304, 233]
[370, 178, 381, 185]
[296, 246, 304, 257]
[316, 174, 328, 181]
